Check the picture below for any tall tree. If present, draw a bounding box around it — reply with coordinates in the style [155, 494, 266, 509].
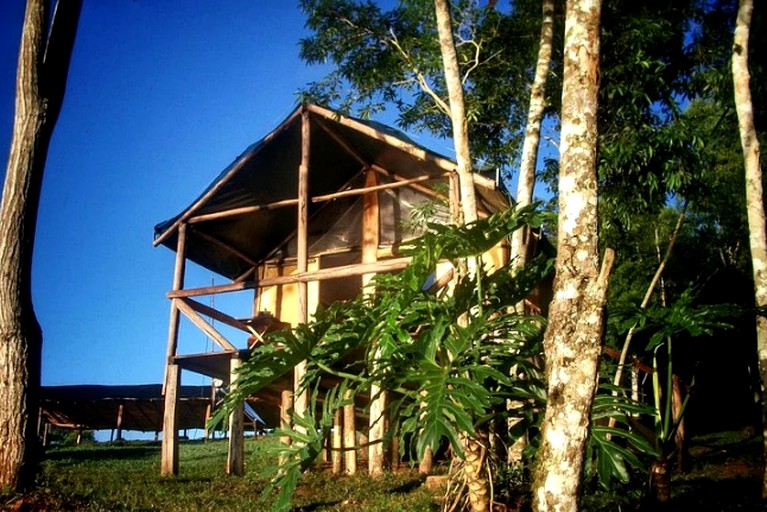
[731, 0, 767, 499]
[510, 0, 555, 268]
[0, 0, 81, 491]
[530, 0, 613, 510]
[434, 0, 478, 225]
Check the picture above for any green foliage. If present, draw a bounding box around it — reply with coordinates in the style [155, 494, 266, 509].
[586, 381, 659, 489]
[299, 0, 563, 176]
[212, 206, 552, 511]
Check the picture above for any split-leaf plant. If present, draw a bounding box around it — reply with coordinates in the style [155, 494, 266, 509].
[210, 206, 657, 511]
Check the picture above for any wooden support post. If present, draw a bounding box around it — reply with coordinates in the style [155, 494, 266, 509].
[163, 224, 187, 394]
[279, 388, 293, 465]
[343, 390, 357, 475]
[332, 408, 342, 474]
[294, 109, 310, 430]
[161, 363, 180, 476]
[362, 170, 386, 477]
[42, 423, 49, 448]
[75, 429, 81, 446]
[116, 403, 124, 441]
[227, 356, 245, 476]
[204, 403, 212, 441]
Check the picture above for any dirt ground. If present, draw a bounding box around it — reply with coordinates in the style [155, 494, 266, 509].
[669, 428, 763, 511]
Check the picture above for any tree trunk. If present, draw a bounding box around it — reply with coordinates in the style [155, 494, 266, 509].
[434, 1, 487, 509]
[434, 0, 478, 226]
[510, 0, 555, 269]
[508, 0, 556, 467]
[0, 0, 81, 491]
[531, 0, 611, 511]
[732, 0, 767, 500]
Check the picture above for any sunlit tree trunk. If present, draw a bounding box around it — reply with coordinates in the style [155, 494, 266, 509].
[434, 0, 486, 509]
[0, 0, 81, 491]
[435, 0, 478, 226]
[508, 0, 556, 467]
[530, 0, 613, 511]
[510, 0, 555, 269]
[732, 0, 767, 499]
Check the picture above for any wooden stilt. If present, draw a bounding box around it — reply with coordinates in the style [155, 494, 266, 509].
[163, 224, 187, 394]
[343, 390, 357, 475]
[161, 363, 180, 476]
[419, 446, 434, 475]
[279, 388, 293, 465]
[227, 356, 245, 476]
[204, 403, 212, 441]
[362, 169, 386, 477]
[294, 109, 311, 430]
[116, 403, 124, 441]
[332, 408, 342, 474]
[42, 423, 49, 448]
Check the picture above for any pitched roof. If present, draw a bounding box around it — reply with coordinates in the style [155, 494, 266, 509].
[153, 104, 509, 280]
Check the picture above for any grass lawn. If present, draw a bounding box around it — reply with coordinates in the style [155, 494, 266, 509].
[4, 437, 439, 511]
[1, 429, 762, 511]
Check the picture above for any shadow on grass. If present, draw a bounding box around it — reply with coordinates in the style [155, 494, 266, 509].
[44, 444, 159, 463]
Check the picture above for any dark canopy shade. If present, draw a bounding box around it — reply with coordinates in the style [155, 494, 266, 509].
[154, 104, 510, 280]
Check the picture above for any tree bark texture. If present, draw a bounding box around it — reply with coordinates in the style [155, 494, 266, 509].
[0, 0, 80, 491]
[732, 0, 767, 499]
[434, 0, 478, 225]
[510, 0, 555, 269]
[531, 1, 610, 511]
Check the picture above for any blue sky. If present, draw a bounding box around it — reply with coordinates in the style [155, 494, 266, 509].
[0, 1, 467, 392]
[0, 1, 334, 388]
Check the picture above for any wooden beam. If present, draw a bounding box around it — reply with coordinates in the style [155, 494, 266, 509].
[370, 164, 449, 202]
[154, 108, 303, 247]
[161, 364, 180, 476]
[306, 104, 457, 173]
[313, 116, 369, 168]
[227, 357, 245, 476]
[167, 280, 257, 299]
[187, 199, 299, 224]
[190, 228, 259, 268]
[163, 223, 187, 394]
[311, 175, 435, 203]
[174, 298, 238, 351]
[179, 297, 251, 333]
[167, 257, 413, 299]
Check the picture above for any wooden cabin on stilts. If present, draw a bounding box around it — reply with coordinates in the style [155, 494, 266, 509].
[153, 104, 525, 477]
